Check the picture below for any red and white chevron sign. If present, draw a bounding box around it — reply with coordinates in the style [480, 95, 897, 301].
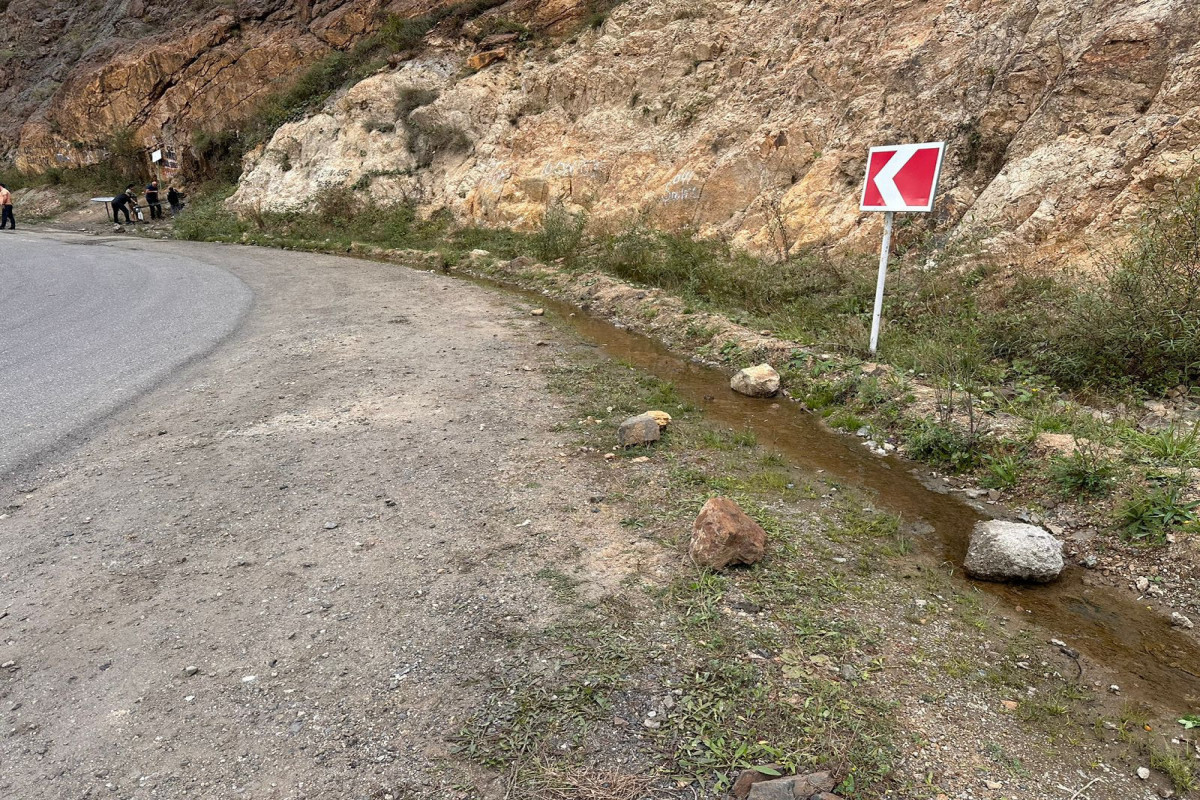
[859, 141, 946, 213]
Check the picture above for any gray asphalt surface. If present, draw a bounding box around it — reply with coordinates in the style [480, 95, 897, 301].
[0, 230, 251, 475]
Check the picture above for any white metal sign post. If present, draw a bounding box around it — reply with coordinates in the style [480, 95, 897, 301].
[859, 141, 947, 354]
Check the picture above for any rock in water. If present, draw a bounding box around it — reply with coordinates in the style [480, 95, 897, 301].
[964, 520, 1064, 583]
[618, 413, 661, 447]
[731, 364, 781, 397]
[689, 497, 766, 569]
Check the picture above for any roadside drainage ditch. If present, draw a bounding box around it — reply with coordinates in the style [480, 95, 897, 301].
[507, 285, 1200, 716]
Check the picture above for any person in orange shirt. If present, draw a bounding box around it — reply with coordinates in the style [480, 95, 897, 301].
[0, 183, 13, 230]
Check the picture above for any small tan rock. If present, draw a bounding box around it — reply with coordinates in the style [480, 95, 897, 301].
[731, 364, 780, 398]
[689, 497, 766, 569]
[467, 48, 507, 72]
[530, 308, 545, 316]
[645, 410, 672, 428]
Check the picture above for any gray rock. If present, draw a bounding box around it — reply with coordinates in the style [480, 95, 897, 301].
[731, 364, 781, 397]
[964, 520, 1064, 583]
[618, 413, 661, 447]
[747, 771, 836, 800]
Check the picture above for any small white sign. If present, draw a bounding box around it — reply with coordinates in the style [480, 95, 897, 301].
[151, 150, 163, 163]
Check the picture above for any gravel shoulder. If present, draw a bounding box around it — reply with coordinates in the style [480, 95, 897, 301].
[0, 238, 639, 798]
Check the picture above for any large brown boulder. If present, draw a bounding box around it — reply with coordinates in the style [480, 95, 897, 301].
[689, 497, 766, 569]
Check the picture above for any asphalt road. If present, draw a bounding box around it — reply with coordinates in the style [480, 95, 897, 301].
[0, 230, 251, 475]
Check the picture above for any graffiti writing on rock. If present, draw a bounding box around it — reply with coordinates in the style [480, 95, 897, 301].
[661, 170, 702, 203]
[540, 159, 606, 179]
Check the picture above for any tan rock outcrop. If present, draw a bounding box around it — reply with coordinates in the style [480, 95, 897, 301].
[227, 0, 1200, 270]
[4, 0, 1200, 269]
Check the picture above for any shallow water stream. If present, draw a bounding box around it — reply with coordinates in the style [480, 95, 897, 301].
[523, 289, 1200, 715]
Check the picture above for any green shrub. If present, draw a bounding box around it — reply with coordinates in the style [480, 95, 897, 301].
[531, 204, 587, 263]
[1117, 484, 1199, 544]
[980, 454, 1022, 490]
[1048, 448, 1117, 497]
[826, 409, 865, 432]
[904, 420, 982, 472]
[173, 188, 245, 241]
[1126, 424, 1200, 466]
[1041, 179, 1200, 392]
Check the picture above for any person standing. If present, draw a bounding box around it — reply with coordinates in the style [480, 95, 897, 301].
[145, 179, 162, 220]
[0, 182, 14, 230]
[111, 184, 135, 224]
[167, 185, 183, 215]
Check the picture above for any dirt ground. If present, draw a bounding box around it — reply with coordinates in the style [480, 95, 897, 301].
[2, 234, 1196, 800]
[0, 238, 653, 798]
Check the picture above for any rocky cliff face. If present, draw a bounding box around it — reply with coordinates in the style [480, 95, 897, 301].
[0, 0, 439, 172]
[6, 0, 1199, 266]
[231, 0, 1200, 266]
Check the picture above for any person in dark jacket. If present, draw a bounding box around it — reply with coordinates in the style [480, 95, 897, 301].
[145, 180, 162, 220]
[111, 184, 136, 224]
[167, 186, 184, 215]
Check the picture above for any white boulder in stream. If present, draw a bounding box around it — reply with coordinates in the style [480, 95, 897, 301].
[965, 520, 1065, 583]
[731, 364, 780, 397]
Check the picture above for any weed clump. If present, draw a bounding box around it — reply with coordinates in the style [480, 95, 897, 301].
[904, 420, 982, 472]
[1048, 446, 1118, 498]
[1039, 180, 1200, 392]
[531, 203, 587, 264]
[1117, 483, 1199, 544]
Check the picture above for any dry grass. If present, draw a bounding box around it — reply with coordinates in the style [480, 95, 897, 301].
[531, 765, 655, 800]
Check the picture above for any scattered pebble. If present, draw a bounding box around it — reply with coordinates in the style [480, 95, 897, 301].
[324, 521, 338, 530]
[1137, 767, 1150, 780]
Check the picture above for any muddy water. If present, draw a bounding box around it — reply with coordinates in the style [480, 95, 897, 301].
[523, 292, 1200, 715]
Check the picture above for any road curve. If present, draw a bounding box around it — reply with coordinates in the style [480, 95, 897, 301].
[0, 230, 251, 475]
